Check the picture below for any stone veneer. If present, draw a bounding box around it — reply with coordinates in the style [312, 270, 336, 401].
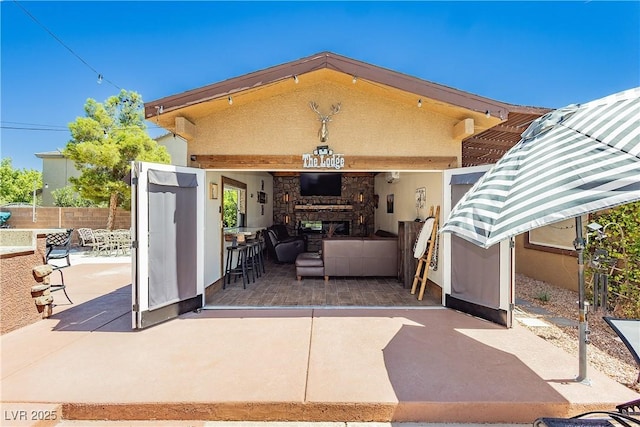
[273, 174, 375, 246]
[0, 232, 48, 334]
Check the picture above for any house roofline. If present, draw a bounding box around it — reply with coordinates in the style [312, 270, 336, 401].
[145, 51, 545, 120]
[35, 150, 65, 159]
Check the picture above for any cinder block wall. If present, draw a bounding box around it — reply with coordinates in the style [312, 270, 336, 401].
[0, 234, 48, 334]
[1, 208, 131, 246]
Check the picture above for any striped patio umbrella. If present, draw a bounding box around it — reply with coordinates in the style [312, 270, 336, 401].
[441, 87, 640, 383]
[441, 87, 640, 248]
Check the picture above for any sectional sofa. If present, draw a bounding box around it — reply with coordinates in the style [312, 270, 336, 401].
[321, 236, 397, 279]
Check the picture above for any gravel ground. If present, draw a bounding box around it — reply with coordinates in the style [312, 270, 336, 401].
[515, 274, 639, 392]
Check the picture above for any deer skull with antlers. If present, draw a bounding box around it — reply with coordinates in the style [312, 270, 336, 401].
[309, 102, 341, 142]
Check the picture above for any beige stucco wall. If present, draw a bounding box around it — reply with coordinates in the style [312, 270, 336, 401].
[375, 171, 444, 286]
[515, 234, 578, 291]
[188, 80, 462, 165]
[203, 170, 273, 287]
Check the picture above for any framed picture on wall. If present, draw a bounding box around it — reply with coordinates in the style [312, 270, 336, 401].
[387, 194, 394, 213]
[257, 191, 266, 204]
[415, 187, 426, 209]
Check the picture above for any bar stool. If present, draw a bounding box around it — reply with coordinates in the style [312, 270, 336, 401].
[256, 230, 266, 274]
[246, 241, 260, 280]
[246, 235, 264, 279]
[224, 244, 250, 289]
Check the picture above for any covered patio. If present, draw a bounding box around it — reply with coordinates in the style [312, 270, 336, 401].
[206, 256, 440, 308]
[1, 258, 637, 425]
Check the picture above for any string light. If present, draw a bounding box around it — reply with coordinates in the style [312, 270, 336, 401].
[12, 0, 121, 90]
[228, 96, 233, 105]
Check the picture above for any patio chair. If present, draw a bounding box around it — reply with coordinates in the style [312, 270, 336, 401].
[89, 229, 111, 255]
[46, 229, 73, 268]
[534, 396, 640, 426]
[534, 412, 640, 426]
[113, 229, 131, 256]
[76, 228, 95, 247]
[45, 229, 74, 304]
[604, 317, 640, 383]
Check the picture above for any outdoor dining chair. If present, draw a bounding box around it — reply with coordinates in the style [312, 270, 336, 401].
[76, 228, 95, 247]
[604, 317, 640, 383]
[89, 229, 111, 255]
[45, 229, 74, 304]
[113, 229, 132, 255]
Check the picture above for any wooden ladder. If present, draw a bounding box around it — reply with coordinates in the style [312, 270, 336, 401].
[410, 205, 440, 301]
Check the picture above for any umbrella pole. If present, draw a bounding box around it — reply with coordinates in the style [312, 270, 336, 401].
[574, 216, 590, 384]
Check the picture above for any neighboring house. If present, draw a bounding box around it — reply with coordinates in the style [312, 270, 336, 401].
[155, 133, 188, 166]
[34, 150, 81, 206]
[35, 133, 187, 205]
[138, 51, 557, 328]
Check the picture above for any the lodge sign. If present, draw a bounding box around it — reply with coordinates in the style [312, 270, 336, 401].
[302, 145, 345, 170]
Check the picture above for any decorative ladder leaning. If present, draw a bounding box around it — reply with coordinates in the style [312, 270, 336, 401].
[410, 205, 440, 301]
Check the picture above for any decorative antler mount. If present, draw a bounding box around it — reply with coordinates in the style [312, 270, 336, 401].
[309, 101, 341, 142]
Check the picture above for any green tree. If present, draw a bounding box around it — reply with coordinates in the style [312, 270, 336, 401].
[64, 90, 170, 229]
[0, 158, 42, 205]
[52, 186, 98, 207]
[223, 189, 238, 227]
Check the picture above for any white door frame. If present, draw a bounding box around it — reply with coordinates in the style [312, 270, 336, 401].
[131, 161, 206, 329]
[442, 165, 514, 327]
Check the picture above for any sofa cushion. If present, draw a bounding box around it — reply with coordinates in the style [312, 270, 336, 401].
[374, 229, 397, 238]
[295, 252, 323, 267]
[322, 237, 396, 277]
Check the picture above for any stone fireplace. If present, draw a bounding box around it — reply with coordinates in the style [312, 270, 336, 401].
[272, 173, 375, 249]
[300, 220, 350, 236]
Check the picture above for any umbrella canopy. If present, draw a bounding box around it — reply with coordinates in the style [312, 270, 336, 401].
[441, 87, 640, 383]
[441, 87, 640, 248]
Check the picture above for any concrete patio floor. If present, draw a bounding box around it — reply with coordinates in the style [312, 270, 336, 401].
[1, 256, 638, 426]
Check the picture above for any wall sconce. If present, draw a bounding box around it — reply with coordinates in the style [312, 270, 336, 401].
[284, 192, 289, 203]
[358, 192, 364, 203]
[284, 214, 290, 224]
[209, 183, 218, 199]
[359, 214, 364, 225]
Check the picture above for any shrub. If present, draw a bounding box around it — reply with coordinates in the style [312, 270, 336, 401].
[586, 201, 640, 318]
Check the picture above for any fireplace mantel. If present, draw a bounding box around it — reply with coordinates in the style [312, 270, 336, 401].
[294, 205, 353, 211]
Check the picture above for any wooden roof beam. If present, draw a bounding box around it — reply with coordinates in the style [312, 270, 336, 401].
[190, 154, 458, 171]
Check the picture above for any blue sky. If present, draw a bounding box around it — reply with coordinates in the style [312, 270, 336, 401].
[2, 1, 639, 171]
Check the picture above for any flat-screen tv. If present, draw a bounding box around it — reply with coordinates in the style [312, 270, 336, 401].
[300, 173, 342, 196]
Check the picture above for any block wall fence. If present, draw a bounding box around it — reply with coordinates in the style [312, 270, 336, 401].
[1, 207, 131, 246]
